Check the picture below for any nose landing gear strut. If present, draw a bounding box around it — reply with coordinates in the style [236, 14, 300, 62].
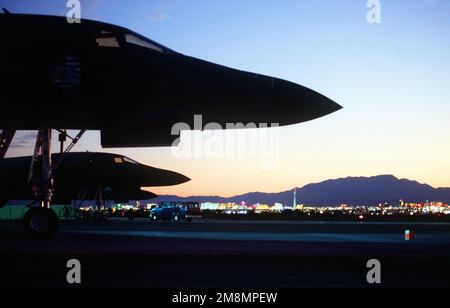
[21, 129, 85, 237]
[22, 129, 58, 238]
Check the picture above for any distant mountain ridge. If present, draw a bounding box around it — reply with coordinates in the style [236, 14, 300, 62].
[154, 175, 450, 206]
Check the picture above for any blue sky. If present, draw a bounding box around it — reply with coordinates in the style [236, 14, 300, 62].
[2, 0, 450, 196]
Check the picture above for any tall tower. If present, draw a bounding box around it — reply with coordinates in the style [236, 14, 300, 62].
[293, 188, 297, 208]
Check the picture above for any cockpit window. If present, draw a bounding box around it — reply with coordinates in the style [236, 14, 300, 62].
[96, 37, 120, 48]
[125, 34, 164, 53]
[123, 157, 138, 164]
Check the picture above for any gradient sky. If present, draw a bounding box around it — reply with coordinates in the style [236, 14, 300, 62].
[2, 0, 450, 197]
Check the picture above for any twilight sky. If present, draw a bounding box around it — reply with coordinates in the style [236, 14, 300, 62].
[2, 0, 450, 197]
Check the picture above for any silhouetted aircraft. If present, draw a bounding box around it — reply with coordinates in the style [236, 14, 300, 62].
[0, 12, 341, 236]
[0, 152, 190, 236]
[0, 12, 341, 147]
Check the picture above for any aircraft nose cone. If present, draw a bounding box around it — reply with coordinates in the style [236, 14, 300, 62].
[169, 172, 191, 186]
[270, 78, 342, 125]
[116, 157, 191, 187]
[139, 166, 191, 187]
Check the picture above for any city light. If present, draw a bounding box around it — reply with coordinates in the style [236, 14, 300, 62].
[197, 200, 450, 217]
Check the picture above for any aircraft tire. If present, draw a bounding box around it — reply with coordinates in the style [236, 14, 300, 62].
[23, 207, 58, 238]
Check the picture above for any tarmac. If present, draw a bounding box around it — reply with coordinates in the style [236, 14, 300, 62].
[1, 218, 449, 287]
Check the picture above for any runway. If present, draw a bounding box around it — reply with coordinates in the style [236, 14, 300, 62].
[1, 218, 450, 287]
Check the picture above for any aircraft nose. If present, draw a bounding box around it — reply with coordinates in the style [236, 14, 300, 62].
[167, 56, 342, 127]
[139, 165, 191, 187]
[270, 78, 342, 125]
[168, 172, 191, 185]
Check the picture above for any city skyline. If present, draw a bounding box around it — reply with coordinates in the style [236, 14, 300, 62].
[3, 0, 450, 197]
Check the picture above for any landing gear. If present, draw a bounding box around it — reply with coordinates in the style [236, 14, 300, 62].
[23, 129, 56, 238]
[1, 128, 88, 237]
[23, 129, 86, 237]
[29, 129, 54, 208]
[23, 207, 58, 238]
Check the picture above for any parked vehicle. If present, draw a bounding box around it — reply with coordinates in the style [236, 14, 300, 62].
[150, 202, 201, 222]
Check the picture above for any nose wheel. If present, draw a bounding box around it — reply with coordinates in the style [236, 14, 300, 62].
[23, 207, 58, 238]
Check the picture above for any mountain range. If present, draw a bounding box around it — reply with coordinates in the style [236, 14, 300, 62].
[153, 175, 450, 206]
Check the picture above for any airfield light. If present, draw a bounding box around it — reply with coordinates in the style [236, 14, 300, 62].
[405, 230, 414, 241]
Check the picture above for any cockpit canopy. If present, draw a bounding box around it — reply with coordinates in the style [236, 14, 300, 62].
[95, 29, 173, 54]
[0, 13, 176, 54]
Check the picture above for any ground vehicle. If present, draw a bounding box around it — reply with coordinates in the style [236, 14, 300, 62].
[150, 202, 202, 222]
